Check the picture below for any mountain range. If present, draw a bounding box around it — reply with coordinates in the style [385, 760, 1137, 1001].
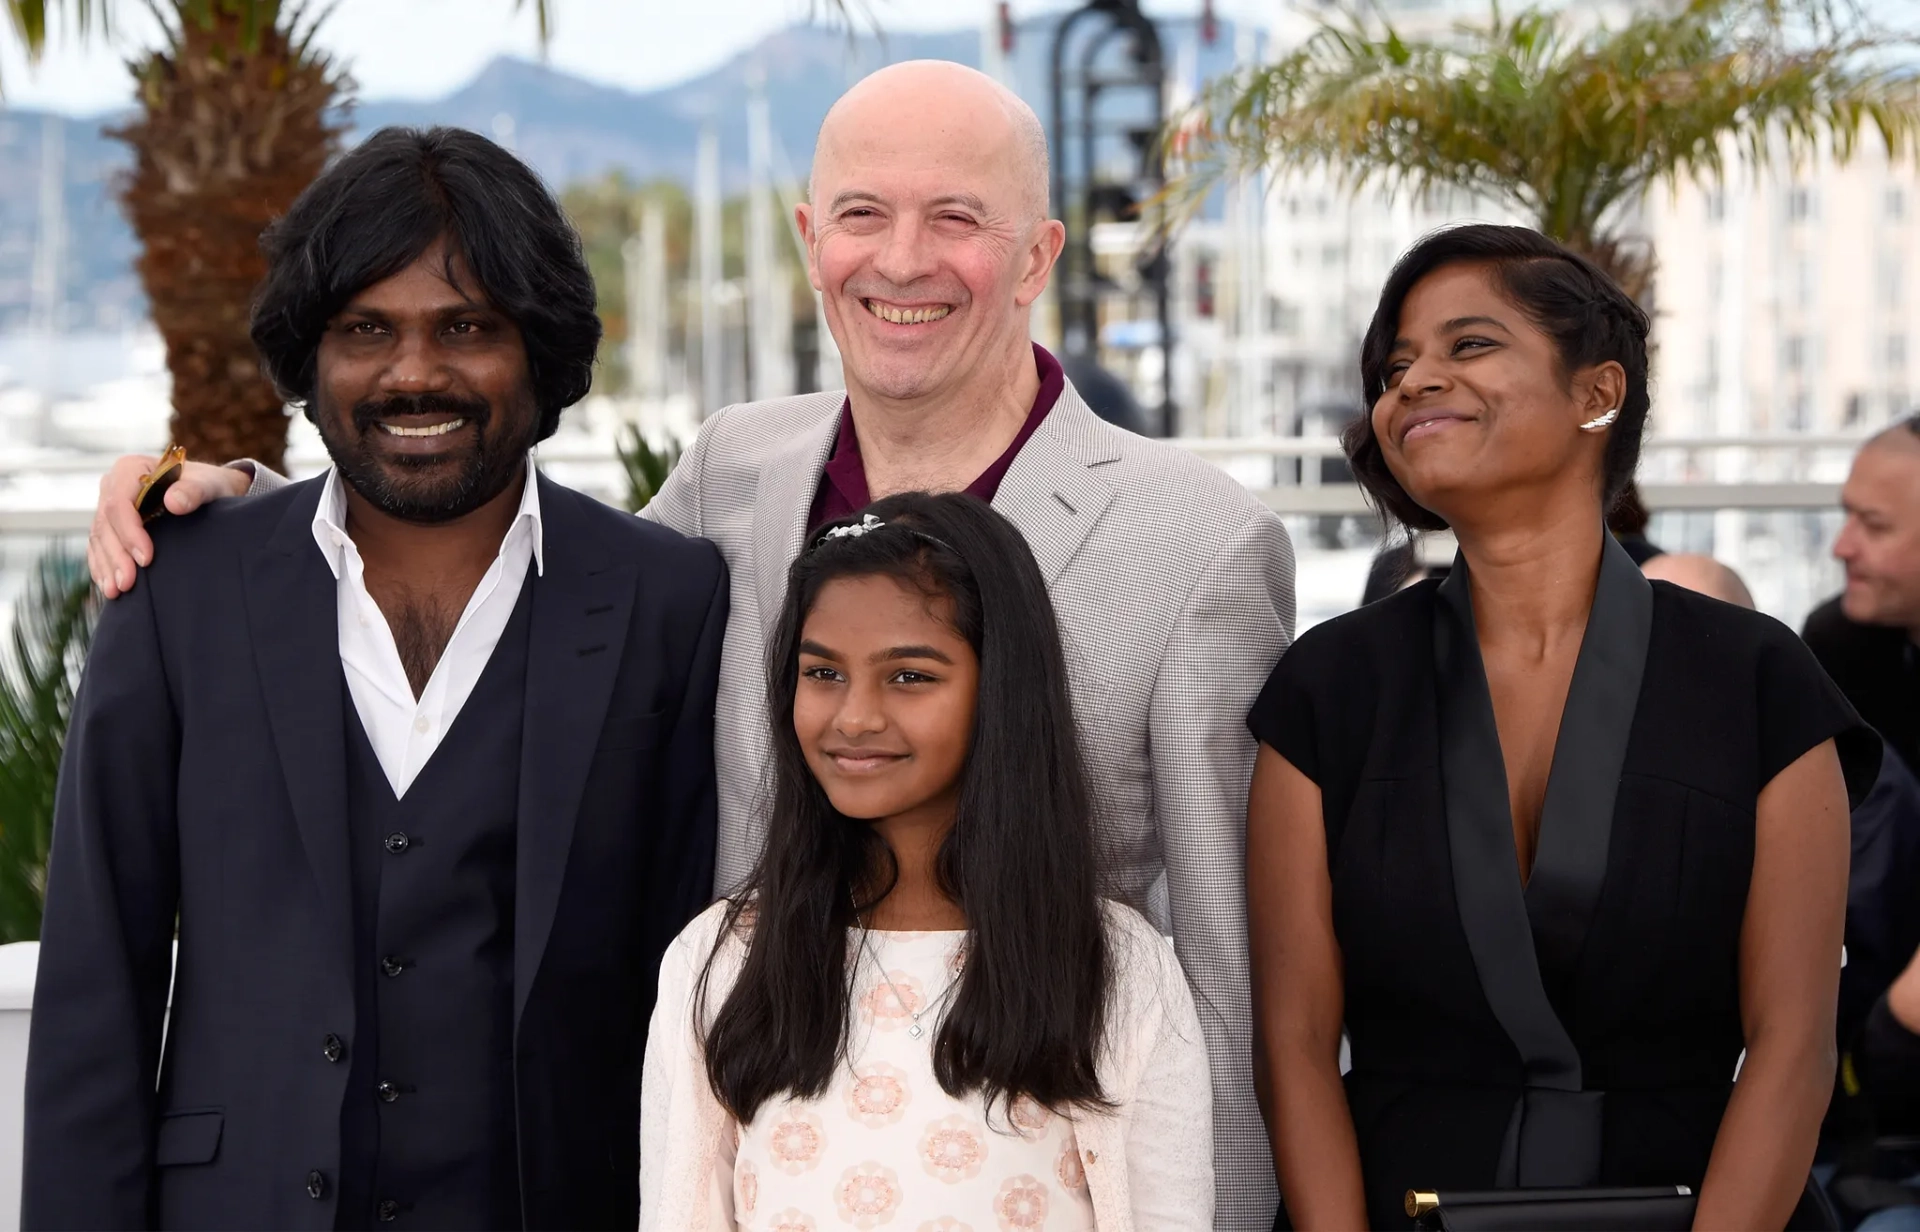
[0, 14, 1245, 332]
[0, 24, 979, 331]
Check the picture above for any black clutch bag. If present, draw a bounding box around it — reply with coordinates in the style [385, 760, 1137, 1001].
[1407, 1185, 1696, 1231]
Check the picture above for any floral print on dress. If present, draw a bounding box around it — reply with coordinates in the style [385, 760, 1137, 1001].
[859, 969, 927, 1031]
[1055, 1137, 1088, 1191]
[993, 1175, 1050, 1230]
[1007, 1097, 1052, 1140]
[846, 1062, 913, 1128]
[737, 1158, 760, 1215]
[767, 1107, 828, 1175]
[919, 1114, 989, 1183]
[835, 1162, 905, 1228]
[735, 930, 1095, 1230]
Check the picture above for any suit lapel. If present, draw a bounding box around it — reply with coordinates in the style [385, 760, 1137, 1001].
[240, 479, 355, 992]
[513, 475, 636, 1027]
[992, 383, 1120, 585]
[749, 410, 838, 636]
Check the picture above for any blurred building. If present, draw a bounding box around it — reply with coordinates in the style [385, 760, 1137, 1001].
[1201, 0, 1919, 448]
[1653, 146, 1919, 437]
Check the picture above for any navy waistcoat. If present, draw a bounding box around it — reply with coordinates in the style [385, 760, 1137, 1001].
[336, 575, 534, 1230]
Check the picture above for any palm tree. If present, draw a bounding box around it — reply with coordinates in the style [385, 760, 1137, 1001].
[1180, 0, 1920, 299]
[0, 552, 97, 942]
[3, 0, 555, 470]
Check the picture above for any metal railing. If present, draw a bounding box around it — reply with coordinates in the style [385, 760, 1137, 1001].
[0, 432, 1859, 535]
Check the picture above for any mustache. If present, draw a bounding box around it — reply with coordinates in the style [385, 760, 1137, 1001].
[351, 392, 490, 431]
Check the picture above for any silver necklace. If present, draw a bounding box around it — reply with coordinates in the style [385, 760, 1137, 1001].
[858, 925, 962, 1041]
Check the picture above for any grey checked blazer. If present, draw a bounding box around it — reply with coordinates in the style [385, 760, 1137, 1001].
[643, 382, 1296, 1229]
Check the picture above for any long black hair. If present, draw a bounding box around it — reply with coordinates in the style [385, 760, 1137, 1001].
[1347, 223, 1652, 531]
[700, 491, 1111, 1123]
[249, 125, 600, 439]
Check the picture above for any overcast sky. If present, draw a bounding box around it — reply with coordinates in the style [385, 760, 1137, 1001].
[0, 0, 1282, 116]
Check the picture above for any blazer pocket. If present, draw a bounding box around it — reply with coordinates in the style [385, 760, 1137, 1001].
[155, 1108, 223, 1167]
[596, 710, 667, 754]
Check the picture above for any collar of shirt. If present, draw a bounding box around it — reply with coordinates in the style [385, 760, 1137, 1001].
[310, 453, 546, 581]
[310, 455, 543, 798]
[808, 342, 1066, 533]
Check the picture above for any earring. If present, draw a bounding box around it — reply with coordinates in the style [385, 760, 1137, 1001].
[1580, 408, 1620, 432]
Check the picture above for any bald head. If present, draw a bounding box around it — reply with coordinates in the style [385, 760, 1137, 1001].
[1864, 415, 1920, 456]
[813, 60, 1051, 222]
[1642, 553, 1755, 609]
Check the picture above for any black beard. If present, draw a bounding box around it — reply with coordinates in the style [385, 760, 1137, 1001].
[317, 392, 537, 525]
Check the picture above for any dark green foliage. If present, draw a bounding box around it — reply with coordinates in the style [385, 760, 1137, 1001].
[617, 424, 682, 513]
[0, 552, 97, 942]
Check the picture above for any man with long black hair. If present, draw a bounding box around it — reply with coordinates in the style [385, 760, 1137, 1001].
[24, 127, 726, 1230]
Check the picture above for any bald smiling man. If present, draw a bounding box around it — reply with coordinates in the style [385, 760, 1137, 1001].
[85, 62, 1295, 1227]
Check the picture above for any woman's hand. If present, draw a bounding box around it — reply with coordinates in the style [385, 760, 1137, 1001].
[88, 456, 252, 597]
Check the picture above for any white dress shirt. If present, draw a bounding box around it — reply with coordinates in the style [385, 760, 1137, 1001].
[311, 459, 544, 797]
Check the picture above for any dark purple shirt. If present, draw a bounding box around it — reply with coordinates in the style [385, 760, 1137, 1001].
[806, 343, 1066, 532]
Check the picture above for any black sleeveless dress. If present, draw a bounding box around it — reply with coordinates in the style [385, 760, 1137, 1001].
[1248, 539, 1880, 1229]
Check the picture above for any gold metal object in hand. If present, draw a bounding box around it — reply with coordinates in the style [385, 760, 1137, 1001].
[133, 445, 188, 523]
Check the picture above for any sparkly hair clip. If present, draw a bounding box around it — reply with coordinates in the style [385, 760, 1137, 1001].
[809, 511, 957, 558]
[819, 513, 886, 543]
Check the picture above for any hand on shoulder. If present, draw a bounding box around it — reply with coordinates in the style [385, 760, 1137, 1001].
[89, 455, 253, 598]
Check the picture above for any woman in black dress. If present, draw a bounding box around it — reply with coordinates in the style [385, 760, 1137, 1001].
[1246, 225, 1880, 1230]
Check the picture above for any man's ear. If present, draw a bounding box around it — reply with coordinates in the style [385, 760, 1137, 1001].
[795, 203, 823, 293]
[1014, 218, 1066, 308]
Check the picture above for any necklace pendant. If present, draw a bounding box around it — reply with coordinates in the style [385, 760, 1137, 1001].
[907, 1023, 924, 1040]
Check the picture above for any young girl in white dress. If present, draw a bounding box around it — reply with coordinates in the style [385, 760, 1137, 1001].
[641, 492, 1213, 1232]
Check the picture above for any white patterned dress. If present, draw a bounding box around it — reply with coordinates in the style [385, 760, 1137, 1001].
[730, 929, 1097, 1232]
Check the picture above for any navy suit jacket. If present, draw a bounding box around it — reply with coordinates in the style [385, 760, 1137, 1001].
[23, 474, 726, 1230]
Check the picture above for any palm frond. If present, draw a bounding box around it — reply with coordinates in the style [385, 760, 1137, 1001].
[5, 0, 112, 57]
[3, 0, 111, 95]
[511, 0, 550, 50]
[616, 424, 683, 514]
[0, 552, 98, 942]
[1177, 0, 1920, 268]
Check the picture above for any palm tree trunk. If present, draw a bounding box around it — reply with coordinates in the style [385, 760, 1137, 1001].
[110, 5, 345, 471]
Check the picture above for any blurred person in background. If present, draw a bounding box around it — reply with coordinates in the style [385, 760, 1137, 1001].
[76, 61, 1295, 1229]
[1359, 530, 1456, 606]
[1245, 224, 1878, 1230]
[1641, 552, 1754, 607]
[1606, 480, 1664, 565]
[1805, 418, 1920, 776]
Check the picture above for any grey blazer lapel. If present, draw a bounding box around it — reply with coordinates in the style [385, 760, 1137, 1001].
[749, 409, 839, 635]
[992, 383, 1121, 585]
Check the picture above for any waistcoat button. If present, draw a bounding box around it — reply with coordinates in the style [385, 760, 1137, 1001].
[306, 1170, 327, 1199]
[377, 1198, 400, 1222]
[380, 956, 406, 978]
[322, 1033, 344, 1063]
[377, 1079, 401, 1103]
